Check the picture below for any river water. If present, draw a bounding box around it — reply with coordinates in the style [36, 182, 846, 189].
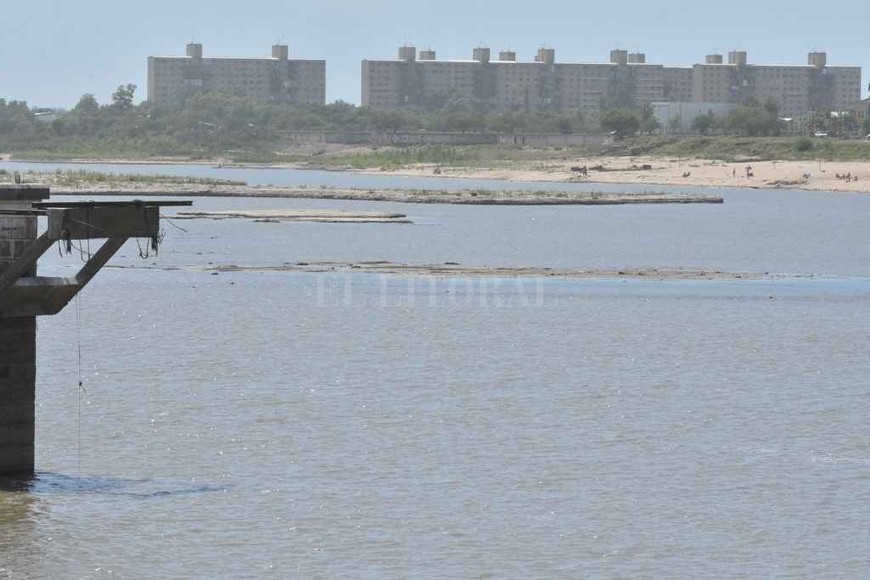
[2, 163, 870, 578]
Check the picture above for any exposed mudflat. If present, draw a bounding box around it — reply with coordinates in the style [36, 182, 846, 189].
[49, 183, 723, 205]
[206, 260, 812, 281]
[173, 209, 411, 224]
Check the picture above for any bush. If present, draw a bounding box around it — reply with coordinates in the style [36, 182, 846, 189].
[794, 137, 814, 152]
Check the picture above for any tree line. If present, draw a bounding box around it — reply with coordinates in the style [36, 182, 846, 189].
[2, 86, 868, 159]
[1, 87, 596, 158]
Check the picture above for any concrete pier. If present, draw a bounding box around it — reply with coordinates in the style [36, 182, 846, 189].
[0, 187, 189, 476]
[0, 186, 49, 475]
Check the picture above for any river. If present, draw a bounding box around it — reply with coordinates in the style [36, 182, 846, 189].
[2, 163, 869, 578]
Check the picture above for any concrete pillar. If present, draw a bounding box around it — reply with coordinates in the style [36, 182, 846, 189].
[0, 185, 49, 476]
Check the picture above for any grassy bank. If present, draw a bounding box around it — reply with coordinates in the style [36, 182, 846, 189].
[6, 135, 870, 169]
[0, 169, 246, 187]
[597, 136, 870, 162]
[308, 145, 482, 169]
[293, 137, 870, 169]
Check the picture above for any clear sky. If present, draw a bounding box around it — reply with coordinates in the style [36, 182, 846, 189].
[1, 0, 867, 108]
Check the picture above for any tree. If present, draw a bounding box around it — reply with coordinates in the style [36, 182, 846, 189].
[67, 93, 101, 135]
[862, 117, 870, 137]
[372, 110, 413, 132]
[73, 94, 99, 115]
[691, 112, 716, 135]
[762, 97, 779, 117]
[638, 104, 659, 135]
[489, 112, 527, 134]
[442, 111, 485, 133]
[111, 84, 137, 110]
[722, 102, 780, 137]
[0, 99, 38, 149]
[600, 109, 639, 137]
[441, 96, 489, 115]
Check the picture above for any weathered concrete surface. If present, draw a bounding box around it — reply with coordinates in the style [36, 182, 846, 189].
[0, 185, 49, 475]
[0, 318, 36, 474]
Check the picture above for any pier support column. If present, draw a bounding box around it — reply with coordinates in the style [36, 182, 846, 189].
[0, 185, 49, 476]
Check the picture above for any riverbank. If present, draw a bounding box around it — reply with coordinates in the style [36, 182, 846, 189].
[5, 149, 870, 194]
[358, 156, 870, 194]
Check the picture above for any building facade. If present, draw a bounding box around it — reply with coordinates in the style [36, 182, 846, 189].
[362, 46, 861, 117]
[148, 43, 326, 107]
[362, 47, 690, 112]
[691, 51, 861, 118]
[851, 97, 870, 130]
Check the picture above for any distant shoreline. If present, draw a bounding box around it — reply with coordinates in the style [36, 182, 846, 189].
[4, 153, 869, 195]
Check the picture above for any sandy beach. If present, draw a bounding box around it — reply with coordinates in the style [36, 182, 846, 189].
[359, 156, 870, 194]
[12, 152, 870, 194]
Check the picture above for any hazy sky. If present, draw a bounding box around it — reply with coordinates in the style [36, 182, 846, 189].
[1, 0, 867, 108]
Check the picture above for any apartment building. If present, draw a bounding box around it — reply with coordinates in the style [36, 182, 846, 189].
[692, 51, 861, 117]
[362, 46, 690, 113]
[148, 43, 326, 107]
[362, 46, 861, 117]
[851, 97, 870, 128]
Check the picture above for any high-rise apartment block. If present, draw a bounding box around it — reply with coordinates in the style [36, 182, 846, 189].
[691, 51, 861, 117]
[362, 46, 861, 117]
[148, 43, 326, 107]
[362, 47, 689, 112]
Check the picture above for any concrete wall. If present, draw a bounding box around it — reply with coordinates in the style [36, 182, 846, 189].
[366, 132, 497, 146]
[282, 131, 606, 147]
[0, 186, 48, 476]
[496, 133, 608, 147]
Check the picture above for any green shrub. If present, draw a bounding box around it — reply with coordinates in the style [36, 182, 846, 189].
[794, 137, 814, 152]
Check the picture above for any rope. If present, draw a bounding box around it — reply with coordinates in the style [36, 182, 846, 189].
[136, 230, 164, 259]
[57, 208, 173, 262]
[160, 214, 189, 233]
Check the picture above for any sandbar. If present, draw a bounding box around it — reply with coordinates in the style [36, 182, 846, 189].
[173, 209, 411, 224]
[209, 261, 812, 281]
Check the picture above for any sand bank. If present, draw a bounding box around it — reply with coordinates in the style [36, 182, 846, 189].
[173, 209, 411, 224]
[26, 155, 870, 195]
[361, 156, 870, 194]
[48, 183, 722, 205]
[209, 261, 812, 281]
